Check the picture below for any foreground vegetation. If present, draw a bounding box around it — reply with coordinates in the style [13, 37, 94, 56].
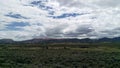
[0, 42, 120, 68]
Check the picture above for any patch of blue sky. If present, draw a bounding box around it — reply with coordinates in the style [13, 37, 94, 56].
[30, 0, 54, 15]
[5, 12, 28, 19]
[31, 1, 53, 10]
[0, 27, 22, 31]
[3, 22, 29, 31]
[7, 22, 29, 27]
[49, 13, 89, 19]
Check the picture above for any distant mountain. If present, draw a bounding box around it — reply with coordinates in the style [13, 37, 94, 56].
[0, 39, 14, 44]
[21, 37, 120, 44]
[98, 37, 120, 42]
[0, 37, 120, 44]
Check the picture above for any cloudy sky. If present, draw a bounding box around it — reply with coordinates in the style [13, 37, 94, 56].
[0, 0, 120, 41]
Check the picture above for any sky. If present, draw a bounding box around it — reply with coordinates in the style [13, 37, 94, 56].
[0, 0, 120, 41]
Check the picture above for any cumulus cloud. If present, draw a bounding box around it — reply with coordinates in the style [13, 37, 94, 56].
[0, 0, 120, 41]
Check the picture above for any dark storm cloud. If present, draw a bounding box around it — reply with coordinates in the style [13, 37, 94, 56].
[76, 25, 94, 34]
[45, 24, 94, 38]
[45, 25, 68, 37]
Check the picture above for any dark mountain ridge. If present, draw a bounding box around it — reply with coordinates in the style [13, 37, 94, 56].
[0, 37, 120, 44]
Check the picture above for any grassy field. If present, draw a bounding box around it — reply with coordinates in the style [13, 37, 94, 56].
[0, 43, 120, 68]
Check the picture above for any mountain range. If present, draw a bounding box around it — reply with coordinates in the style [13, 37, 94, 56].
[0, 37, 120, 44]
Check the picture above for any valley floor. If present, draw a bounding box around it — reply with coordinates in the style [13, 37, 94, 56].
[0, 43, 120, 68]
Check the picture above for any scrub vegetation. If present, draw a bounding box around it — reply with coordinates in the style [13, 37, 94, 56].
[0, 42, 120, 68]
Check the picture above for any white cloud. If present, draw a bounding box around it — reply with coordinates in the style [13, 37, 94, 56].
[0, 0, 120, 41]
